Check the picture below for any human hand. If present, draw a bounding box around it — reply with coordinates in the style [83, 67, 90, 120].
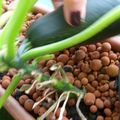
[52, 0, 87, 26]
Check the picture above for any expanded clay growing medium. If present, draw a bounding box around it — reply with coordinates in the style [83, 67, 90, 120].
[0, 0, 120, 120]
[1, 42, 119, 120]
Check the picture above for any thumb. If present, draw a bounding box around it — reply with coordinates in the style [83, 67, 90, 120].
[63, 0, 87, 26]
[52, 0, 63, 9]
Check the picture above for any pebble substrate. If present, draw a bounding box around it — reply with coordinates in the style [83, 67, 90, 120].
[0, 1, 120, 120]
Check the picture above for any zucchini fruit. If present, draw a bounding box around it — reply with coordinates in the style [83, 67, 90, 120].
[27, 0, 120, 48]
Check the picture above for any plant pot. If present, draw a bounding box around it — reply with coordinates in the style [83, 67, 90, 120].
[0, 86, 35, 120]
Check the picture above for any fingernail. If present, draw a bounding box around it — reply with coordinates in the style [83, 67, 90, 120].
[70, 11, 80, 26]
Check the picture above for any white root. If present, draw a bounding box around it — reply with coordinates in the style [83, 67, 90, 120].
[25, 80, 37, 94]
[37, 96, 66, 120]
[54, 92, 67, 115]
[43, 88, 51, 96]
[33, 90, 56, 109]
[36, 80, 54, 90]
[76, 93, 87, 120]
[58, 92, 70, 120]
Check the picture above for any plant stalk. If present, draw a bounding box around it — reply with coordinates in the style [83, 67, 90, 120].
[0, 0, 37, 61]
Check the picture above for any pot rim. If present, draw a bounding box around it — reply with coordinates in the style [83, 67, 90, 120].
[0, 85, 35, 120]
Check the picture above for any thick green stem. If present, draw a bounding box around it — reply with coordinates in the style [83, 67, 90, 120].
[0, 0, 36, 61]
[0, 73, 22, 108]
[21, 5, 120, 61]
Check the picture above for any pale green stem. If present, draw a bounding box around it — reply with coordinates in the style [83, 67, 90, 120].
[0, 0, 2, 15]
[0, 0, 36, 61]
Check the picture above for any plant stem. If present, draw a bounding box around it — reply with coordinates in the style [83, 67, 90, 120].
[0, 0, 36, 61]
[0, 73, 22, 108]
[0, 0, 2, 15]
[21, 5, 120, 61]
[53, 79, 80, 93]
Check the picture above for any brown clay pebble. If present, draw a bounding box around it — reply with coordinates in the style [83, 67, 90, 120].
[90, 59, 102, 71]
[34, 105, 40, 114]
[62, 117, 69, 120]
[97, 74, 104, 81]
[104, 108, 112, 116]
[102, 92, 109, 97]
[23, 74, 31, 80]
[109, 81, 115, 89]
[109, 53, 117, 60]
[24, 99, 34, 112]
[81, 77, 88, 85]
[74, 80, 81, 88]
[2, 75, 11, 81]
[99, 84, 109, 92]
[113, 116, 119, 120]
[88, 44, 96, 52]
[96, 115, 104, 120]
[94, 90, 101, 98]
[63, 65, 73, 72]
[84, 93, 95, 106]
[101, 52, 109, 57]
[90, 105, 97, 113]
[87, 74, 95, 82]
[8, 68, 17, 76]
[95, 98, 104, 109]
[109, 89, 114, 97]
[96, 42, 102, 47]
[81, 63, 91, 73]
[67, 75, 75, 84]
[67, 60, 74, 66]
[79, 46, 87, 52]
[32, 92, 39, 100]
[74, 69, 80, 76]
[46, 60, 56, 68]
[102, 42, 111, 52]
[38, 107, 46, 116]
[2, 79, 10, 89]
[57, 54, 69, 64]
[17, 80, 25, 88]
[29, 87, 36, 96]
[91, 80, 98, 88]
[19, 95, 29, 105]
[105, 117, 112, 120]
[24, 79, 31, 84]
[85, 83, 95, 92]
[75, 50, 86, 61]
[104, 99, 111, 108]
[101, 56, 110, 66]
[55, 108, 67, 118]
[114, 101, 119, 108]
[106, 64, 119, 77]
[89, 51, 100, 59]
[78, 72, 87, 80]
[68, 98, 76, 107]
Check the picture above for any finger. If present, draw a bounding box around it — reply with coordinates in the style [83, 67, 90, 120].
[63, 0, 87, 26]
[52, 0, 63, 9]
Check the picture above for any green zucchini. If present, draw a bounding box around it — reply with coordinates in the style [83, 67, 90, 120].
[27, 0, 120, 47]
